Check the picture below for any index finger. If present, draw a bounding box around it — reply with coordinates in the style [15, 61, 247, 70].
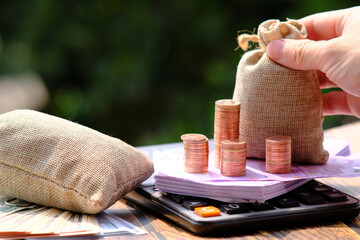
[298, 7, 352, 41]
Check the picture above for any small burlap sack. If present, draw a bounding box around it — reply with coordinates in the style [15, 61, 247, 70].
[0, 110, 154, 213]
[233, 19, 329, 164]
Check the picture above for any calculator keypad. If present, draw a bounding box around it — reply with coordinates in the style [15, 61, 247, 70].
[248, 202, 275, 211]
[220, 203, 250, 214]
[194, 206, 221, 217]
[170, 194, 190, 204]
[183, 200, 208, 210]
[272, 196, 299, 208]
[157, 180, 352, 219]
[321, 190, 347, 202]
[292, 188, 326, 205]
[127, 179, 360, 235]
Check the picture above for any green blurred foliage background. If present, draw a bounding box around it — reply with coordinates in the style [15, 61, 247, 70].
[0, 1, 358, 146]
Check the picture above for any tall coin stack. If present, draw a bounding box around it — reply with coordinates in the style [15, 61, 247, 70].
[266, 136, 292, 174]
[181, 133, 209, 173]
[214, 99, 240, 168]
[221, 140, 247, 177]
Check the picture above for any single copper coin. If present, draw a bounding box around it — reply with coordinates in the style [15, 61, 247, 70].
[222, 139, 246, 149]
[266, 136, 291, 143]
[181, 133, 207, 142]
[215, 99, 240, 109]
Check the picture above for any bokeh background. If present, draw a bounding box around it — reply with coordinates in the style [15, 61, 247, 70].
[0, 1, 358, 146]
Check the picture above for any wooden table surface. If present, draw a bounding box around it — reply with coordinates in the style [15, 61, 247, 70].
[107, 121, 360, 240]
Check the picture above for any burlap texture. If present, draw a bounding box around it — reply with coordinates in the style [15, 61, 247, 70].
[0, 110, 154, 214]
[233, 19, 329, 164]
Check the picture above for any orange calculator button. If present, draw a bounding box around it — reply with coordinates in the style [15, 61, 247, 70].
[194, 206, 221, 217]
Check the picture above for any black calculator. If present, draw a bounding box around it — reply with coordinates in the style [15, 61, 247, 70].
[124, 180, 360, 235]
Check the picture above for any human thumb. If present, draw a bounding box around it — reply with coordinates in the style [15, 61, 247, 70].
[266, 39, 327, 71]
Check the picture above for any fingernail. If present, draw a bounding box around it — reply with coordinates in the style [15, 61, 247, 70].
[266, 40, 285, 60]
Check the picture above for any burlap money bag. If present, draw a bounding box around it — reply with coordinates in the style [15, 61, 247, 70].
[0, 109, 154, 213]
[233, 19, 329, 164]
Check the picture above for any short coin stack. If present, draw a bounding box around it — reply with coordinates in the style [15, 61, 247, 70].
[221, 140, 247, 177]
[181, 133, 209, 173]
[214, 99, 240, 168]
[266, 136, 292, 174]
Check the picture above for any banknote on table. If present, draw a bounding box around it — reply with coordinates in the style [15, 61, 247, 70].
[0, 196, 37, 218]
[57, 213, 98, 236]
[25, 211, 145, 239]
[0, 207, 56, 234]
[9, 211, 100, 239]
[97, 211, 145, 236]
[40, 212, 145, 238]
[0, 195, 145, 239]
[27, 209, 72, 234]
[59, 213, 100, 237]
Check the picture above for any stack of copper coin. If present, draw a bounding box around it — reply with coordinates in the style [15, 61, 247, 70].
[214, 99, 240, 168]
[181, 133, 209, 173]
[266, 136, 292, 174]
[221, 139, 247, 177]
